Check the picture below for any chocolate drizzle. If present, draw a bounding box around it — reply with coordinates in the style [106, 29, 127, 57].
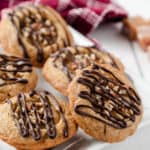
[106, 52, 119, 69]
[9, 90, 69, 140]
[0, 54, 32, 86]
[52, 48, 74, 81]
[52, 46, 122, 81]
[75, 64, 141, 129]
[7, 4, 70, 64]
[8, 13, 29, 59]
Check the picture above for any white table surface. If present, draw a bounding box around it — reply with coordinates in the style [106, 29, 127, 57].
[90, 0, 150, 149]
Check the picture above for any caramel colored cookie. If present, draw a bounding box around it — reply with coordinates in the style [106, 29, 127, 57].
[123, 16, 150, 51]
[0, 54, 37, 103]
[0, 90, 77, 150]
[68, 64, 143, 143]
[43, 46, 124, 95]
[122, 16, 149, 40]
[0, 3, 73, 67]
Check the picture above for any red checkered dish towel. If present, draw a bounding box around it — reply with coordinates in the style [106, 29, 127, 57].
[35, 0, 127, 34]
[0, 0, 127, 34]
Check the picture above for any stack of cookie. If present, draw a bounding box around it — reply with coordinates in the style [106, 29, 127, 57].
[0, 2, 143, 150]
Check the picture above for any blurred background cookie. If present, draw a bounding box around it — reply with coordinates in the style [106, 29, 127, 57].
[68, 63, 143, 143]
[43, 46, 124, 95]
[0, 90, 77, 150]
[0, 3, 73, 67]
[0, 54, 37, 103]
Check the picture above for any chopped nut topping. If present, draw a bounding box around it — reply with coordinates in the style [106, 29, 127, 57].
[52, 46, 122, 81]
[0, 78, 4, 85]
[12, 5, 57, 50]
[9, 91, 69, 140]
[76, 65, 141, 129]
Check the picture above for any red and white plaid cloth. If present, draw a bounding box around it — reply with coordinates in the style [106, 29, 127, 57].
[0, 0, 127, 34]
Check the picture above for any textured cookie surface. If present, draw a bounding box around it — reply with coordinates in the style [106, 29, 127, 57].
[43, 46, 124, 95]
[0, 3, 73, 67]
[68, 64, 142, 143]
[0, 54, 37, 103]
[0, 90, 77, 150]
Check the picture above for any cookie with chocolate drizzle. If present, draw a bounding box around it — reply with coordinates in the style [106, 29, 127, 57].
[0, 54, 37, 103]
[0, 2, 73, 67]
[43, 46, 124, 95]
[68, 63, 142, 143]
[0, 90, 77, 150]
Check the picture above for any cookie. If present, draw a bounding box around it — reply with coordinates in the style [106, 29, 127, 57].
[122, 16, 146, 40]
[0, 2, 73, 67]
[123, 16, 150, 51]
[122, 16, 150, 41]
[0, 90, 77, 150]
[0, 54, 37, 103]
[68, 63, 143, 143]
[43, 46, 124, 95]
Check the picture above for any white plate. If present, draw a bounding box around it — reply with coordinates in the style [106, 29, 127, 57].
[0, 27, 150, 150]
